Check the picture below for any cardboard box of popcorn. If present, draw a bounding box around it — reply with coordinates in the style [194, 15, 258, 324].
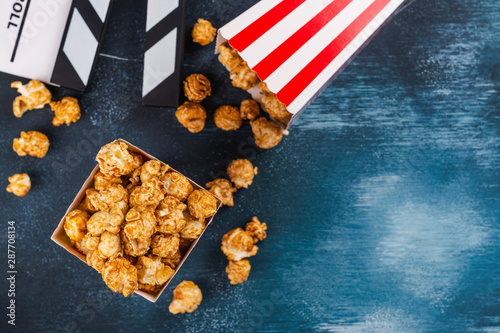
[216, 0, 404, 129]
[51, 139, 222, 302]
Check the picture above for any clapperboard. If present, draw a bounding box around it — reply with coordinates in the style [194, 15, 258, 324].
[1, 0, 187, 107]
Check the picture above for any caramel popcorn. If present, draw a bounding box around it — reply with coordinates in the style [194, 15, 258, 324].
[122, 208, 157, 241]
[96, 142, 136, 177]
[206, 178, 236, 207]
[49, 96, 81, 126]
[121, 232, 151, 257]
[102, 256, 138, 297]
[161, 172, 194, 202]
[156, 196, 187, 234]
[140, 160, 168, 183]
[219, 44, 243, 69]
[87, 250, 107, 273]
[75, 233, 99, 255]
[192, 18, 216, 46]
[87, 208, 124, 236]
[6, 173, 31, 197]
[245, 216, 267, 242]
[151, 234, 180, 258]
[64, 209, 90, 243]
[85, 184, 128, 214]
[138, 283, 163, 293]
[131, 153, 144, 170]
[94, 171, 122, 191]
[11, 80, 52, 118]
[175, 102, 207, 133]
[13, 131, 49, 158]
[136, 255, 175, 286]
[226, 259, 251, 285]
[129, 178, 164, 210]
[230, 61, 258, 90]
[97, 231, 122, 258]
[161, 254, 182, 270]
[183, 74, 211, 103]
[259, 82, 292, 123]
[214, 105, 243, 131]
[240, 99, 260, 121]
[169, 281, 202, 314]
[227, 159, 258, 189]
[250, 117, 283, 149]
[179, 237, 192, 251]
[187, 189, 218, 219]
[180, 218, 206, 239]
[221, 228, 258, 261]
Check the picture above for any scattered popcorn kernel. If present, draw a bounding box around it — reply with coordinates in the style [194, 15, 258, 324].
[87, 250, 107, 273]
[156, 196, 187, 234]
[187, 189, 218, 219]
[11, 80, 52, 118]
[6, 173, 31, 197]
[129, 178, 164, 210]
[219, 44, 243, 69]
[87, 208, 124, 236]
[250, 117, 283, 149]
[169, 281, 202, 314]
[245, 216, 267, 242]
[13, 131, 49, 158]
[230, 61, 258, 90]
[102, 256, 138, 297]
[96, 142, 136, 177]
[183, 74, 211, 103]
[161, 172, 194, 202]
[192, 18, 216, 46]
[175, 102, 207, 133]
[180, 217, 206, 239]
[97, 231, 122, 258]
[259, 82, 292, 123]
[136, 255, 175, 286]
[226, 259, 251, 285]
[94, 171, 122, 191]
[221, 228, 258, 261]
[240, 99, 260, 120]
[64, 209, 90, 243]
[206, 178, 236, 207]
[49, 96, 81, 126]
[227, 159, 258, 189]
[151, 234, 180, 258]
[140, 160, 168, 183]
[214, 105, 243, 131]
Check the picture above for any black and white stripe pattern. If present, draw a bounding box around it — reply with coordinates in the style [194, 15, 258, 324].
[50, 0, 112, 91]
[142, 0, 187, 107]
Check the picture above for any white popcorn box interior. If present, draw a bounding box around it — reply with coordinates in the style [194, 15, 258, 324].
[216, 0, 404, 129]
[0, 0, 113, 91]
[51, 139, 223, 302]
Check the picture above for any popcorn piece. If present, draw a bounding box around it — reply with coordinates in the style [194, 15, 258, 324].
[245, 216, 267, 242]
[226, 259, 251, 285]
[131, 153, 144, 170]
[169, 281, 202, 314]
[75, 233, 99, 255]
[121, 232, 151, 257]
[206, 178, 236, 207]
[96, 142, 136, 177]
[227, 159, 258, 189]
[94, 171, 122, 191]
[97, 231, 122, 258]
[230, 61, 258, 90]
[129, 178, 164, 210]
[187, 189, 218, 219]
[179, 238, 192, 251]
[102, 256, 138, 297]
[11, 80, 52, 118]
[87, 250, 107, 273]
[192, 18, 216, 46]
[136, 255, 175, 286]
[240, 99, 260, 121]
[151, 234, 180, 258]
[180, 218, 206, 240]
[49, 96, 81, 126]
[221, 228, 258, 261]
[85, 184, 129, 214]
[140, 160, 168, 183]
[259, 82, 292, 123]
[214, 105, 243, 131]
[139, 283, 163, 293]
[6, 173, 31, 197]
[156, 196, 187, 234]
[250, 117, 283, 149]
[218, 44, 243, 69]
[175, 102, 207, 133]
[122, 208, 157, 242]
[64, 209, 90, 243]
[13, 131, 49, 158]
[87, 208, 124, 236]
[183, 74, 211, 103]
[161, 172, 194, 202]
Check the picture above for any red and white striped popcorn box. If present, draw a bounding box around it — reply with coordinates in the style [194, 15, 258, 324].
[216, 0, 404, 129]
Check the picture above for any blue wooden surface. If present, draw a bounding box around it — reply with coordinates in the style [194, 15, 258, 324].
[0, 0, 499, 332]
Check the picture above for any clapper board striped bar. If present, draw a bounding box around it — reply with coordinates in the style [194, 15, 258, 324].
[142, 0, 187, 107]
[217, 0, 405, 128]
[50, 0, 112, 91]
